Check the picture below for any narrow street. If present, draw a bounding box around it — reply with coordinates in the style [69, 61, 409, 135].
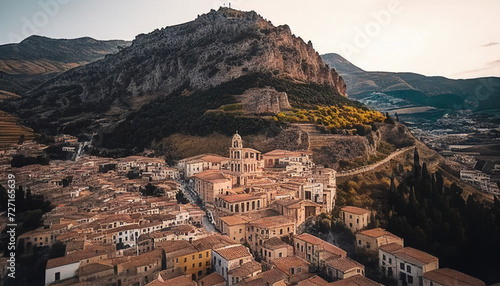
[179, 180, 218, 232]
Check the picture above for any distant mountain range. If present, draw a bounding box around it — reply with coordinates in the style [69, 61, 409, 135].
[321, 53, 500, 112]
[0, 36, 131, 97]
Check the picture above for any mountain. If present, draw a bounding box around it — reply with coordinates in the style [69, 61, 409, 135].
[0, 35, 130, 75]
[0, 36, 131, 99]
[321, 53, 500, 112]
[6, 8, 351, 151]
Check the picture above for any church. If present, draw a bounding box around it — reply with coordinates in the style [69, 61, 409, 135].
[229, 131, 263, 186]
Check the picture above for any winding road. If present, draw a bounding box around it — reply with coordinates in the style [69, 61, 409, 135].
[337, 146, 414, 177]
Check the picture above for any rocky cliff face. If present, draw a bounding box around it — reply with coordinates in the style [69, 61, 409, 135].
[5, 8, 349, 151]
[11, 8, 345, 118]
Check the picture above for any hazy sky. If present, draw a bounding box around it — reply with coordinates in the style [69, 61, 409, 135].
[1, 0, 499, 79]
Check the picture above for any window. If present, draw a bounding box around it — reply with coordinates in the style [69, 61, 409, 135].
[199, 254, 202, 258]
[383, 254, 386, 261]
[279, 253, 282, 257]
[198, 270, 202, 276]
[280, 229, 283, 235]
[359, 240, 362, 245]
[399, 272, 406, 281]
[400, 263, 404, 270]
[206, 251, 209, 257]
[408, 275, 413, 284]
[55, 272, 60, 281]
[144, 267, 147, 271]
[239, 229, 242, 234]
[184, 258, 187, 263]
[366, 242, 370, 249]
[407, 265, 411, 273]
[176, 258, 179, 263]
[199, 262, 202, 267]
[184, 266, 187, 271]
[389, 258, 392, 264]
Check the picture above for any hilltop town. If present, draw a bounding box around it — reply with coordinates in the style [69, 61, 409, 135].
[0, 133, 487, 286]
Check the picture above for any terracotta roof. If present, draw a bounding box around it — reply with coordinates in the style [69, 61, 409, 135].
[326, 257, 364, 273]
[262, 237, 290, 250]
[214, 245, 252, 261]
[295, 275, 330, 286]
[193, 170, 231, 183]
[156, 240, 198, 259]
[228, 261, 262, 277]
[220, 215, 251, 226]
[152, 274, 196, 286]
[220, 193, 264, 203]
[341, 206, 371, 216]
[423, 268, 486, 286]
[379, 242, 403, 253]
[235, 268, 287, 286]
[249, 215, 295, 229]
[192, 234, 236, 251]
[392, 247, 438, 266]
[79, 263, 113, 277]
[120, 250, 162, 268]
[329, 274, 382, 286]
[271, 256, 309, 274]
[357, 228, 399, 239]
[198, 272, 226, 286]
[46, 249, 104, 269]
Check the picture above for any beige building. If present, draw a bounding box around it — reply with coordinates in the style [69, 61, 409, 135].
[379, 243, 439, 286]
[294, 233, 346, 270]
[272, 199, 321, 226]
[355, 228, 403, 254]
[215, 193, 268, 215]
[219, 215, 251, 244]
[423, 268, 486, 286]
[261, 150, 313, 168]
[326, 257, 365, 280]
[261, 237, 294, 265]
[340, 206, 370, 233]
[178, 154, 230, 179]
[247, 216, 296, 256]
[193, 170, 233, 209]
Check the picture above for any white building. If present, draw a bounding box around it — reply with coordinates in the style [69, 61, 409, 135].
[379, 243, 439, 286]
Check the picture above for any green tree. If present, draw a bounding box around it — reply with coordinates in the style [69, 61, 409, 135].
[176, 190, 189, 204]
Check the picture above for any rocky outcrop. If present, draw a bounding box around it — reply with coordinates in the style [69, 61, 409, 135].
[237, 87, 292, 114]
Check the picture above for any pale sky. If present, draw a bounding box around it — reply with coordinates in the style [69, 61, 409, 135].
[0, 0, 499, 79]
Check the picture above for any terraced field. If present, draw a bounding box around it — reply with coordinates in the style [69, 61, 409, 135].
[0, 111, 35, 150]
